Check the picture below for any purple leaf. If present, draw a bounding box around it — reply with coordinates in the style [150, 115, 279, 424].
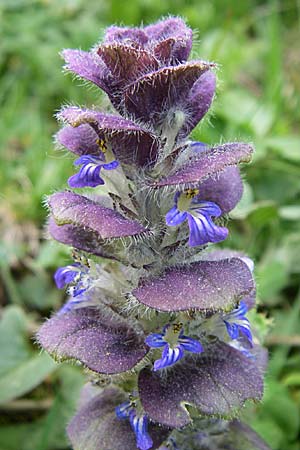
[104, 26, 148, 46]
[178, 70, 216, 138]
[62, 49, 110, 92]
[123, 62, 213, 128]
[58, 107, 160, 166]
[48, 218, 107, 257]
[56, 124, 101, 156]
[104, 17, 193, 64]
[146, 17, 193, 63]
[132, 258, 255, 312]
[138, 342, 264, 428]
[37, 307, 148, 374]
[48, 191, 149, 241]
[68, 387, 170, 450]
[201, 250, 256, 309]
[97, 44, 159, 86]
[198, 166, 243, 213]
[151, 142, 253, 189]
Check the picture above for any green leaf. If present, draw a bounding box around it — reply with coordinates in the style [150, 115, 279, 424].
[252, 381, 300, 448]
[279, 206, 300, 220]
[283, 372, 300, 387]
[0, 352, 57, 404]
[256, 260, 289, 304]
[0, 366, 84, 450]
[0, 306, 31, 376]
[266, 136, 300, 162]
[32, 366, 85, 450]
[247, 202, 278, 227]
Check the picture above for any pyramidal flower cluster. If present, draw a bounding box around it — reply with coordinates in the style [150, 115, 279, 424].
[37, 18, 271, 450]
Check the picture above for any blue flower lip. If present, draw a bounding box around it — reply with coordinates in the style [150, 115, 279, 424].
[145, 323, 203, 371]
[166, 190, 228, 247]
[68, 154, 119, 188]
[116, 400, 153, 450]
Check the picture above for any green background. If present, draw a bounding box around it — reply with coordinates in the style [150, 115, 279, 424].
[0, 0, 300, 449]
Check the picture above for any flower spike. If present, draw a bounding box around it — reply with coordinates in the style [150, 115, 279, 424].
[39, 16, 269, 450]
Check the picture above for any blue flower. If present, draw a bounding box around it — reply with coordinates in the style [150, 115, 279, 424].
[116, 401, 153, 450]
[223, 301, 253, 346]
[145, 323, 203, 371]
[54, 264, 81, 289]
[54, 263, 89, 297]
[190, 141, 208, 152]
[68, 154, 119, 188]
[57, 296, 85, 315]
[165, 189, 228, 247]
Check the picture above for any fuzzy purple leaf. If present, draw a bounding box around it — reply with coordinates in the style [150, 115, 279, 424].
[152, 142, 253, 188]
[67, 387, 170, 450]
[139, 342, 264, 428]
[62, 49, 110, 92]
[48, 191, 149, 241]
[178, 70, 216, 138]
[123, 62, 214, 128]
[198, 166, 243, 213]
[104, 17, 193, 64]
[37, 307, 148, 374]
[48, 218, 108, 257]
[131, 258, 255, 313]
[104, 26, 148, 46]
[56, 124, 101, 156]
[146, 17, 193, 63]
[97, 44, 159, 86]
[58, 107, 160, 166]
[201, 250, 256, 309]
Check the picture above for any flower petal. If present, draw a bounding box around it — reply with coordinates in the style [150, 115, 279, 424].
[165, 206, 187, 226]
[37, 307, 148, 374]
[153, 345, 184, 371]
[54, 264, 80, 289]
[178, 336, 203, 353]
[68, 162, 104, 188]
[187, 214, 228, 246]
[129, 412, 153, 450]
[131, 258, 255, 312]
[138, 341, 264, 428]
[151, 142, 253, 189]
[145, 333, 166, 348]
[67, 387, 169, 450]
